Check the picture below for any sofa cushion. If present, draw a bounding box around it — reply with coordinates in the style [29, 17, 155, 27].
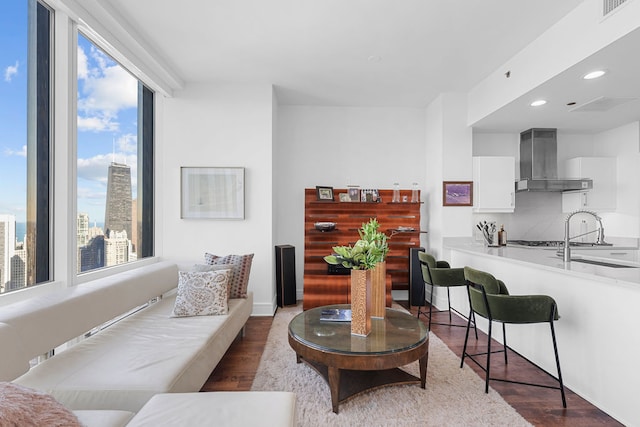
[73, 410, 134, 427]
[203, 253, 254, 298]
[14, 293, 254, 412]
[126, 391, 296, 427]
[0, 382, 82, 427]
[171, 270, 230, 317]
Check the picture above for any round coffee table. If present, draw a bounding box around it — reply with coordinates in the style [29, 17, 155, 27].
[288, 304, 429, 413]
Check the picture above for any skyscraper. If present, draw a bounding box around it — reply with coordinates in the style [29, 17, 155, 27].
[0, 214, 16, 293]
[104, 162, 132, 240]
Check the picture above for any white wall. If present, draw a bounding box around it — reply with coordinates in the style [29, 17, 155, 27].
[275, 106, 427, 299]
[425, 93, 474, 257]
[160, 83, 276, 315]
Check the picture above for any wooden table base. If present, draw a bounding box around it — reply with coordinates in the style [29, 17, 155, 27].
[297, 353, 428, 414]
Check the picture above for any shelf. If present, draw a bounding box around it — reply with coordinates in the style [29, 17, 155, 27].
[303, 188, 421, 310]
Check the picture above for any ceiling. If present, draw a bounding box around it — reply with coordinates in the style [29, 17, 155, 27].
[95, 0, 638, 133]
[473, 25, 640, 134]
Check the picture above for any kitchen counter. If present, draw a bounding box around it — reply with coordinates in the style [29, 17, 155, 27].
[440, 236, 639, 426]
[443, 237, 640, 289]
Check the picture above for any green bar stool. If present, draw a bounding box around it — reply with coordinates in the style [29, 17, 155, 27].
[417, 252, 477, 337]
[460, 266, 566, 408]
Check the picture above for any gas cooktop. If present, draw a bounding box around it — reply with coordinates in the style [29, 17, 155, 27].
[508, 240, 613, 248]
[508, 240, 562, 247]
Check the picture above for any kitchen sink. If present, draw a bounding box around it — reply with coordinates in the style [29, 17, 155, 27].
[570, 258, 639, 268]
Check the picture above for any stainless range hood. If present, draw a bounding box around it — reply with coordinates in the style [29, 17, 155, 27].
[515, 128, 593, 192]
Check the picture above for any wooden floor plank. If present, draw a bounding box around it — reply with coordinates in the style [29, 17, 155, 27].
[202, 302, 622, 426]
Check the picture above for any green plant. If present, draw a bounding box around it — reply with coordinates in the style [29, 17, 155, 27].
[358, 218, 389, 262]
[324, 218, 390, 270]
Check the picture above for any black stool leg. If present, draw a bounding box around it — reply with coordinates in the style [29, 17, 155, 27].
[460, 310, 473, 368]
[485, 320, 492, 394]
[502, 322, 508, 364]
[550, 320, 567, 408]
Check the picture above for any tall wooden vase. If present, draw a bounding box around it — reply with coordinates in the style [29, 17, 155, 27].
[371, 261, 386, 318]
[350, 269, 372, 336]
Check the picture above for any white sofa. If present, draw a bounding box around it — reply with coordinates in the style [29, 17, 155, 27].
[0, 260, 295, 426]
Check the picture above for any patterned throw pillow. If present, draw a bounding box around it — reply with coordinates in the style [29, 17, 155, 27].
[171, 270, 230, 317]
[0, 382, 82, 427]
[203, 253, 254, 298]
[192, 264, 235, 299]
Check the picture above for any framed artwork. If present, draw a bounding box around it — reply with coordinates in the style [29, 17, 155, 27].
[181, 167, 245, 219]
[443, 181, 473, 206]
[316, 186, 334, 201]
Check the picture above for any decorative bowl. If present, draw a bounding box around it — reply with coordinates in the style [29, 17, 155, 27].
[315, 222, 336, 232]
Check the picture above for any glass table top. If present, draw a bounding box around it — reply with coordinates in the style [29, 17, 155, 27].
[288, 304, 428, 355]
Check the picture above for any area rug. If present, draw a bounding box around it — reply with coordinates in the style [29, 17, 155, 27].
[251, 305, 531, 427]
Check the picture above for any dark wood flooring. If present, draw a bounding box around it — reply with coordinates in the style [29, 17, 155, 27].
[202, 302, 622, 426]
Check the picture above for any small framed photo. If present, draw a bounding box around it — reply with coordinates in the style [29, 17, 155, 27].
[347, 186, 360, 202]
[443, 181, 473, 206]
[339, 193, 351, 202]
[316, 186, 334, 201]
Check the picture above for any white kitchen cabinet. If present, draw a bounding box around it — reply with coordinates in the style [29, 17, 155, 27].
[562, 157, 617, 213]
[472, 156, 515, 213]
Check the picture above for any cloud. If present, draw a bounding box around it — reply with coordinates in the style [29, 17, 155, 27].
[77, 152, 138, 186]
[77, 45, 137, 117]
[117, 134, 137, 153]
[3, 145, 27, 157]
[4, 61, 18, 82]
[78, 115, 119, 132]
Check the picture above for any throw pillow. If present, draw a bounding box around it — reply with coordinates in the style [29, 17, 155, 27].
[203, 253, 254, 298]
[0, 382, 82, 427]
[192, 263, 235, 298]
[171, 270, 230, 317]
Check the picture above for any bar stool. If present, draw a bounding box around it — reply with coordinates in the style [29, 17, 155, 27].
[417, 252, 476, 336]
[460, 266, 566, 407]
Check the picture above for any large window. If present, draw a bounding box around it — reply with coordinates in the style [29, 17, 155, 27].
[0, 0, 51, 293]
[76, 34, 154, 273]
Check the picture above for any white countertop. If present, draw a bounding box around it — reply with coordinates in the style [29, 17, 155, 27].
[443, 237, 640, 288]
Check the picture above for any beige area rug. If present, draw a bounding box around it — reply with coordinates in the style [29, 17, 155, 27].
[251, 305, 532, 427]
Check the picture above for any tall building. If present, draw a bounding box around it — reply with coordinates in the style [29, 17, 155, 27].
[104, 230, 129, 267]
[79, 235, 105, 272]
[9, 247, 27, 291]
[0, 214, 16, 293]
[77, 213, 90, 247]
[104, 162, 132, 240]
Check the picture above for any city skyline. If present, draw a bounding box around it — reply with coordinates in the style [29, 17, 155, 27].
[1, 1, 139, 225]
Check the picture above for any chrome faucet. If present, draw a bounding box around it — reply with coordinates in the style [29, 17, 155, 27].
[562, 209, 606, 262]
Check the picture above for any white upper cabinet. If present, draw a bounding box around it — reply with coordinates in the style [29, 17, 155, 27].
[472, 156, 515, 213]
[562, 157, 617, 213]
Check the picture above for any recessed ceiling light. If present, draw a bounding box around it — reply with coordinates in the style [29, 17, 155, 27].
[583, 70, 606, 80]
[530, 100, 547, 107]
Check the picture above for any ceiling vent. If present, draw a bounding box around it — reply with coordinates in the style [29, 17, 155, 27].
[569, 96, 638, 112]
[603, 0, 629, 17]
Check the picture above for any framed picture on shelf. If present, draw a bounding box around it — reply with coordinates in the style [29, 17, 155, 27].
[339, 193, 351, 202]
[316, 186, 334, 201]
[347, 186, 360, 202]
[181, 167, 245, 219]
[443, 181, 473, 206]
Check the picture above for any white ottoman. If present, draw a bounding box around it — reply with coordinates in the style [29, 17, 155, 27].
[126, 391, 296, 427]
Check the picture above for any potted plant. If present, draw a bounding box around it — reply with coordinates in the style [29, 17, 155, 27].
[324, 218, 391, 332]
[357, 218, 389, 318]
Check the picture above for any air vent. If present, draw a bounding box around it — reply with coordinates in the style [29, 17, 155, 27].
[603, 0, 628, 16]
[569, 96, 638, 112]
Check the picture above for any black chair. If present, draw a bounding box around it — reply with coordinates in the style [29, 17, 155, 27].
[461, 266, 566, 408]
[417, 252, 476, 336]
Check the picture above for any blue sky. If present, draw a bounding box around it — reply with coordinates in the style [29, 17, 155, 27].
[1, 0, 138, 226]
